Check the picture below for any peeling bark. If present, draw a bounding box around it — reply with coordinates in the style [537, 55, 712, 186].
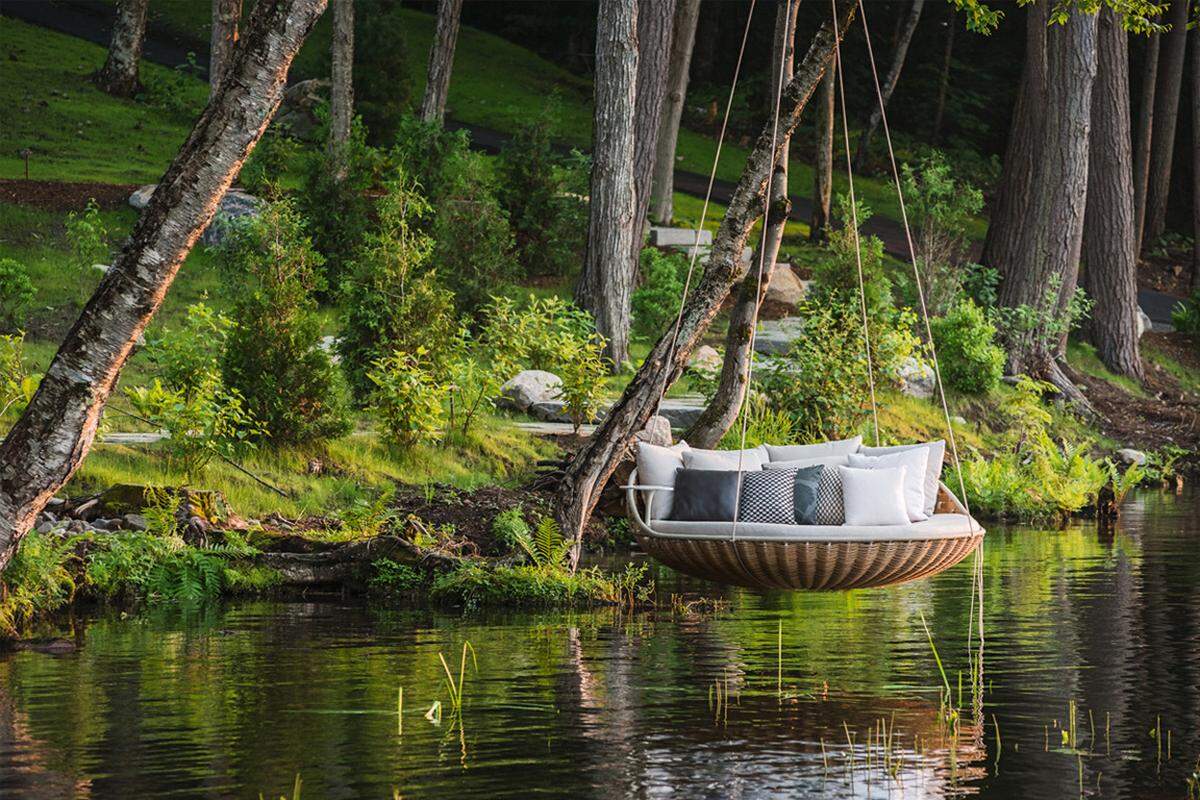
[557, 0, 858, 566]
[853, 0, 924, 169]
[329, 0, 354, 180]
[0, 0, 328, 573]
[1144, 0, 1190, 247]
[210, 0, 243, 97]
[418, 0, 464, 125]
[94, 0, 150, 98]
[650, 0, 701, 225]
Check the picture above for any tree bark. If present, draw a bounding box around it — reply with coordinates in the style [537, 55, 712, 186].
[931, 8, 956, 141]
[685, 0, 800, 449]
[1192, 24, 1200, 288]
[629, 0, 676, 266]
[1143, 0, 1190, 247]
[650, 0, 700, 225]
[210, 0, 242, 97]
[980, 0, 1048, 284]
[558, 0, 857, 566]
[810, 62, 835, 242]
[1133, 33, 1160, 252]
[1082, 8, 1144, 381]
[996, 7, 1097, 407]
[0, 0, 327, 573]
[94, 0, 150, 98]
[418, 0, 465, 125]
[329, 0, 354, 180]
[853, 0, 924, 169]
[576, 0, 639, 371]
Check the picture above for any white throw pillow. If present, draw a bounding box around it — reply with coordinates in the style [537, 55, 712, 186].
[847, 448, 929, 522]
[765, 436, 862, 463]
[859, 440, 945, 516]
[682, 447, 765, 472]
[839, 466, 910, 526]
[635, 441, 689, 520]
[763, 454, 850, 470]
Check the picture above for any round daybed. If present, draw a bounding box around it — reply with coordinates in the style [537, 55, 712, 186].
[626, 470, 984, 591]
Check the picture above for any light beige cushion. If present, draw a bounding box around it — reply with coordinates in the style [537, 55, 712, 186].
[847, 447, 930, 522]
[649, 513, 980, 541]
[763, 454, 851, 470]
[682, 447, 766, 472]
[859, 441, 945, 517]
[765, 436, 862, 463]
[635, 441, 689, 520]
[839, 465, 910, 526]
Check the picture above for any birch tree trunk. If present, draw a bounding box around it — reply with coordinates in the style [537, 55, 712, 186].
[329, 0, 354, 180]
[853, 0, 924, 169]
[685, 0, 800, 449]
[996, 7, 1097, 404]
[629, 0, 676, 265]
[418, 0, 464, 125]
[0, 0, 327, 573]
[1133, 33, 1160, 252]
[810, 63, 835, 242]
[576, 0, 639, 371]
[931, 8, 956, 141]
[558, 0, 857, 566]
[1082, 8, 1143, 381]
[210, 0, 243, 97]
[980, 0, 1047, 283]
[94, 0, 150, 98]
[1143, 0, 1190, 247]
[650, 0, 700, 225]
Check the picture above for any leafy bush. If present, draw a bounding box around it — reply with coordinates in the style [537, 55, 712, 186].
[490, 507, 530, 552]
[0, 258, 35, 333]
[496, 116, 589, 278]
[391, 114, 471, 201]
[716, 393, 796, 450]
[0, 334, 39, 421]
[929, 299, 1005, 394]
[509, 516, 571, 570]
[1171, 289, 1200, 335]
[368, 559, 424, 594]
[350, 0, 413, 143]
[632, 248, 687, 339]
[240, 127, 300, 196]
[368, 346, 451, 447]
[0, 529, 75, 636]
[962, 262, 1000, 309]
[218, 199, 351, 445]
[65, 199, 109, 272]
[995, 276, 1094, 363]
[809, 195, 892, 315]
[142, 52, 204, 119]
[339, 178, 457, 402]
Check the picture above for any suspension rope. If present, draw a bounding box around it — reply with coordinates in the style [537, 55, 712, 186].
[656, 0, 758, 415]
[855, 0, 976, 532]
[832, 0, 881, 446]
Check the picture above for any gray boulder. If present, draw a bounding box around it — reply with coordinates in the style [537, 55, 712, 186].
[658, 397, 705, 430]
[687, 344, 722, 374]
[499, 370, 563, 412]
[634, 416, 673, 447]
[898, 357, 936, 400]
[1116, 448, 1147, 466]
[130, 185, 262, 247]
[765, 265, 806, 306]
[273, 78, 331, 140]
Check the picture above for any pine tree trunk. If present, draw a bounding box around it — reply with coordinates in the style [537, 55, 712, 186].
[686, 0, 799, 450]
[650, 0, 701, 225]
[629, 0, 676, 266]
[996, 7, 1097, 406]
[980, 0, 1047, 283]
[1133, 33, 1160, 252]
[853, 0, 924, 170]
[576, 0, 639, 371]
[1082, 8, 1144, 381]
[0, 0, 327, 573]
[94, 0, 150, 98]
[1143, 0, 1190, 246]
[328, 0, 354, 180]
[210, 0, 242, 97]
[418, 0, 464, 125]
[810, 63, 835, 242]
[1192, 24, 1200, 288]
[931, 8, 956, 141]
[558, 0, 857, 567]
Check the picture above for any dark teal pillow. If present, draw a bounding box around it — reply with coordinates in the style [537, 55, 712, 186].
[792, 465, 825, 524]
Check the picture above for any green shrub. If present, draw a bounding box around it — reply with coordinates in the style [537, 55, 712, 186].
[490, 507, 530, 552]
[240, 128, 300, 196]
[930, 299, 1005, 394]
[995, 275, 1094, 362]
[1171, 289, 1200, 335]
[0, 258, 35, 333]
[0, 334, 40, 421]
[351, 0, 413, 143]
[368, 559, 424, 594]
[809, 195, 892, 315]
[0, 529, 75, 636]
[339, 178, 457, 402]
[391, 114, 471, 201]
[716, 393, 796, 450]
[65, 199, 109, 272]
[496, 116, 589, 278]
[142, 52, 204, 119]
[632, 248, 687, 339]
[218, 199, 351, 445]
[368, 346, 451, 447]
[429, 559, 649, 611]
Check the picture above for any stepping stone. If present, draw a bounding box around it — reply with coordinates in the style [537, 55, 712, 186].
[649, 227, 712, 248]
[753, 317, 806, 355]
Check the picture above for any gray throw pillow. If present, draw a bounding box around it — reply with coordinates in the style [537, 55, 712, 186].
[791, 465, 825, 524]
[670, 469, 742, 521]
[737, 469, 796, 524]
[813, 466, 845, 525]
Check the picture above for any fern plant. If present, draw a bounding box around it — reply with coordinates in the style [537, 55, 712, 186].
[512, 517, 571, 571]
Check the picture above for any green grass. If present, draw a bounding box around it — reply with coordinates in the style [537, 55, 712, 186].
[1144, 339, 1200, 394]
[1066, 341, 1149, 399]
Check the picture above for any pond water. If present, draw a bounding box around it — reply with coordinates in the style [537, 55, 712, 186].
[0, 488, 1197, 799]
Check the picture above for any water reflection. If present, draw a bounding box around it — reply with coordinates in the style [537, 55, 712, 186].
[0, 487, 1195, 799]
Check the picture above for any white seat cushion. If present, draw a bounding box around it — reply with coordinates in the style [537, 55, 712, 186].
[648, 513, 980, 541]
[683, 446, 766, 471]
[839, 465, 911, 526]
[635, 441, 689, 520]
[765, 436, 861, 462]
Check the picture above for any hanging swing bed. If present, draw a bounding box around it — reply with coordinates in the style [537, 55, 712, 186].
[624, 0, 983, 592]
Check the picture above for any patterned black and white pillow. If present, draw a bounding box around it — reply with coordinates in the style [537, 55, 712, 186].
[814, 465, 846, 525]
[737, 469, 796, 524]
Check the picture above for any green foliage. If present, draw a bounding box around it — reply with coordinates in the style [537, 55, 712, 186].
[510, 516, 571, 570]
[995, 276, 1094, 362]
[632, 248, 687, 339]
[368, 346, 451, 447]
[338, 178, 457, 402]
[368, 559, 424, 594]
[391, 114, 472, 201]
[809, 195, 892, 315]
[64, 199, 110, 272]
[240, 128, 300, 196]
[0, 334, 40, 421]
[430, 561, 649, 611]
[350, 0, 413, 143]
[0, 529, 75, 636]
[962, 262, 1000, 309]
[142, 302, 231, 397]
[496, 115, 589, 278]
[717, 393, 796, 450]
[142, 51, 204, 119]
[1171, 289, 1200, 335]
[490, 507, 530, 552]
[929, 299, 1005, 394]
[0, 258, 35, 333]
[219, 199, 351, 445]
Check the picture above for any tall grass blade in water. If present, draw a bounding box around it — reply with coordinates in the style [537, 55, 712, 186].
[439, 641, 478, 713]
